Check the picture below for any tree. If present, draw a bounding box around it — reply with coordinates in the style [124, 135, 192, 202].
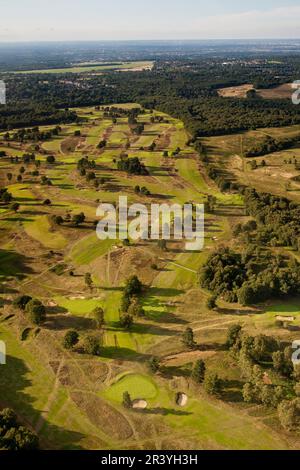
[25, 299, 46, 325]
[63, 330, 79, 350]
[272, 350, 293, 378]
[120, 313, 133, 329]
[260, 384, 275, 407]
[243, 382, 258, 403]
[97, 139, 107, 149]
[226, 324, 242, 349]
[13, 295, 32, 310]
[206, 295, 217, 310]
[237, 284, 256, 306]
[120, 294, 131, 312]
[84, 335, 100, 356]
[124, 275, 142, 297]
[52, 215, 64, 225]
[127, 299, 145, 317]
[10, 202, 20, 212]
[148, 356, 160, 374]
[252, 335, 278, 362]
[46, 155, 55, 164]
[122, 391, 132, 409]
[93, 307, 105, 329]
[0, 408, 38, 450]
[294, 364, 300, 382]
[204, 373, 222, 396]
[72, 212, 85, 227]
[182, 327, 196, 349]
[84, 273, 93, 291]
[191, 359, 206, 384]
[278, 398, 300, 431]
[0, 188, 13, 204]
[43, 199, 51, 206]
[6, 173, 12, 182]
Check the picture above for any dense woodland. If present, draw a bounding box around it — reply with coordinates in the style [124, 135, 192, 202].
[1, 56, 300, 134]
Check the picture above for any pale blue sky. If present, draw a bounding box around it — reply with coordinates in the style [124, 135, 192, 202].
[1, 0, 300, 41]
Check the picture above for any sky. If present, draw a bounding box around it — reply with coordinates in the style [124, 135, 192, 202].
[0, 0, 300, 42]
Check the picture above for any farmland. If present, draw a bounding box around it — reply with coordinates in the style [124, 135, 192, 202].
[16, 61, 154, 75]
[0, 103, 300, 450]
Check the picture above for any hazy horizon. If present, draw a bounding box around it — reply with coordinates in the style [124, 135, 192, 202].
[1, 1, 300, 42]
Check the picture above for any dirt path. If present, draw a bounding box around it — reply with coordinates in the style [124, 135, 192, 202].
[35, 357, 65, 433]
[159, 258, 197, 274]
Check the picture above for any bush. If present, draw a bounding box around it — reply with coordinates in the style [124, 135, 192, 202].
[204, 373, 222, 396]
[84, 335, 101, 356]
[278, 399, 300, 431]
[120, 313, 133, 329]
[63, 330, 79, 350]
[13, 295, 32, 311]
[25, 299, 46, 325]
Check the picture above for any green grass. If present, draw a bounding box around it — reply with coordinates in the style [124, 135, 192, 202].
[55, 296, 102, 316]
[0, 324, 105, 449]
[69, 234, 115, 265]
[251, 300, 300, 328]
[23, 215, 67, 249]
[102, 373, 158, 403]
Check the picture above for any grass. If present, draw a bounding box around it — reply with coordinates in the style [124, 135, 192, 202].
[17, 61, 153, 75]
[0, 324, 106, 449]
[69, 234, 115, 266]
[55, 296, 102, 316]
[102, 373, 158, 403]
[23, 215, 67, 249]
[1, 103, 298, 450]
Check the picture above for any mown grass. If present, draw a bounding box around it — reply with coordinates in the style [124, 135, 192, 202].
[102, 373, 158, 402]
[23, 215, 67, 249]
[69, 234, 115, 265]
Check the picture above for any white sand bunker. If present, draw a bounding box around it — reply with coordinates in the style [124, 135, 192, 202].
[176, 393, 188, 407]
[132, 399, 148, 409]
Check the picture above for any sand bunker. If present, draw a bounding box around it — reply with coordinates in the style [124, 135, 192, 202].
[132, 399, 148, 409]
[176, 393, 188, 407]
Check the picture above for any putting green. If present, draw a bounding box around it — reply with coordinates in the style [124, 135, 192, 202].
[103, 373, 158, 402]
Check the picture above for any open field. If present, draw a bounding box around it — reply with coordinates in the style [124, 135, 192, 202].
[16, 61, 154, 74]
[202, 124, 300, 202]
[218, 83, 294, 100]
[0, 103, 299, 450]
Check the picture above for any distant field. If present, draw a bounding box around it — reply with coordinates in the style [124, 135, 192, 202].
[16, 61, 154, 74]
[218, 83, 293, 100]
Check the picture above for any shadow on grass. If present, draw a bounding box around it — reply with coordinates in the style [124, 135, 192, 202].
[160, 365, 191, 379]
[0, 354, 86, 449]
[45, 314, 95, 331]
[220, 379, 244, 403]
[0, 249, 34, 279]
[136, 407, 192, 416]
[99, 346, 151, 362]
